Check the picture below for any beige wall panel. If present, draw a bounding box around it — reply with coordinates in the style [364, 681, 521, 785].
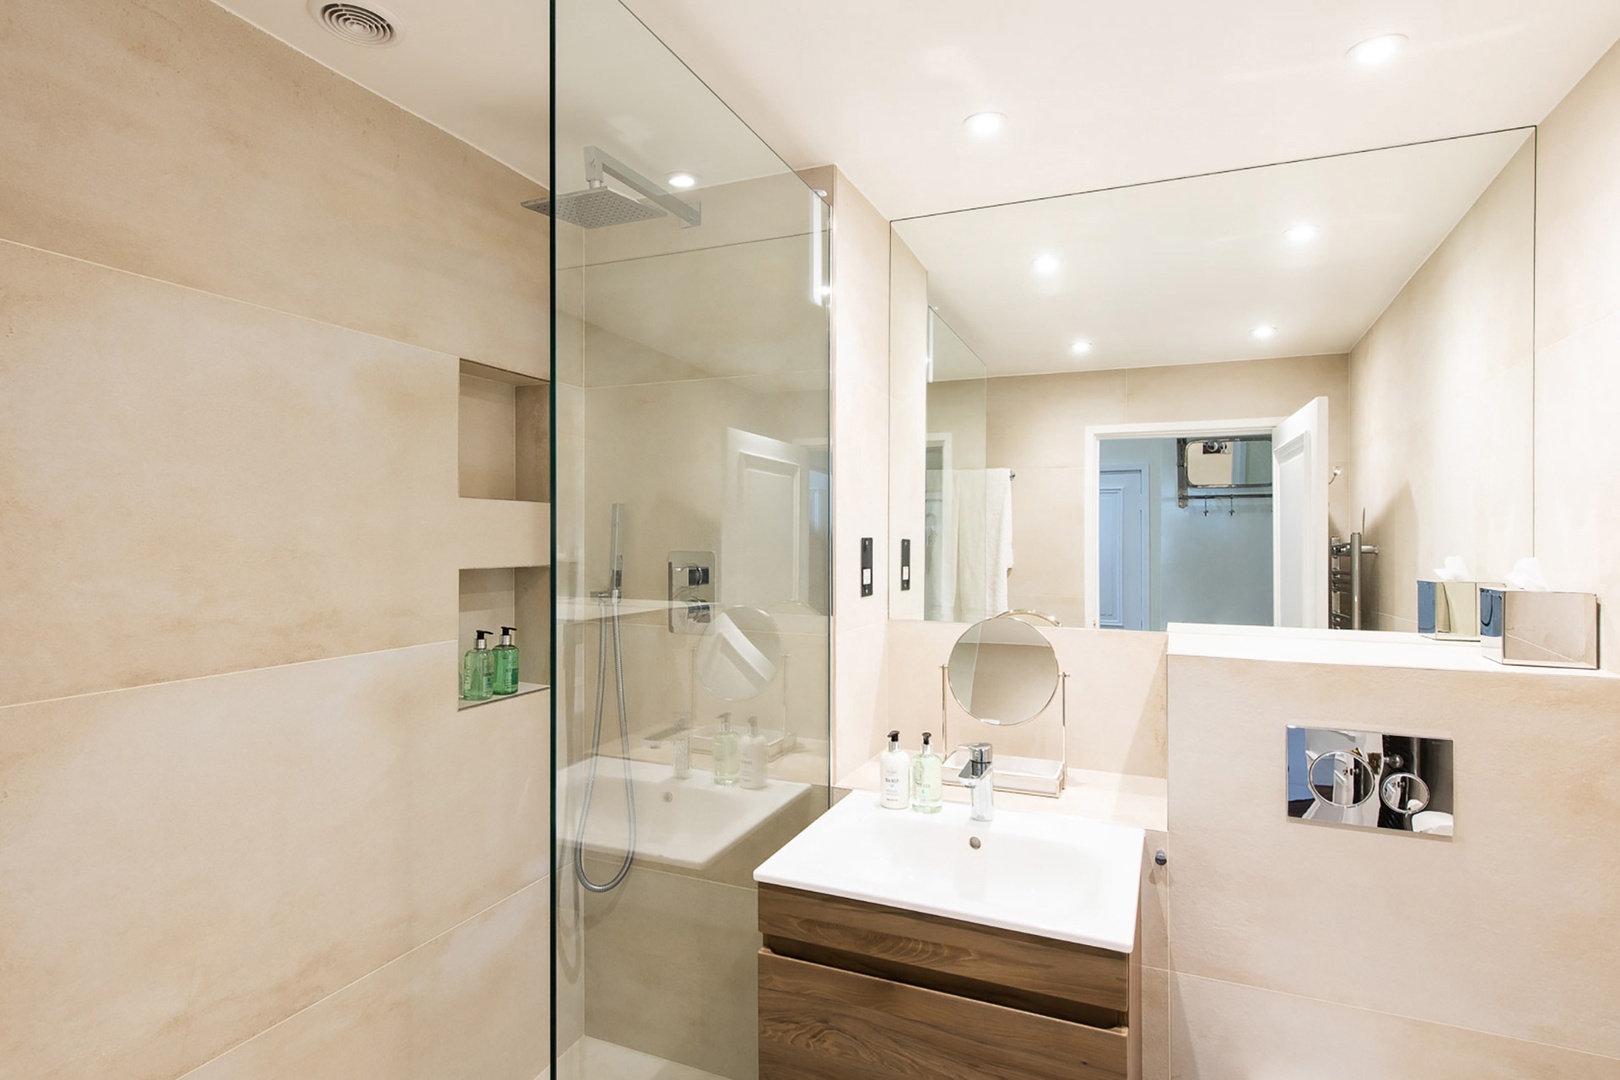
[888, 236, 928, 621]
[1534, 313, 1620, 674]
[460, 375, 522, 500]
[582, 868, 761, 1080]
[1535, 41, 1620, 670]
[1165, 969, 1620, 1079]
[182, 880, 550, 1080]
[878, 620, 1167, 780]
[1349, 142, 1535, 629]
[0, 643, 540, 1080]
[831, 171, 893, 633]
[1534, 40, 1620, 350]
[0, 0, 548, 372]
[0, 242, 456, 706]
[459, 498, 552, 570]
[832, 619, 888, 783]
[1165, 654, 1620, 1057]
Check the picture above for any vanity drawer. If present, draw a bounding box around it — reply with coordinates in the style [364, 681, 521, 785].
[759, 949, 1127, 1080]
[758, 883, 1129, 1023]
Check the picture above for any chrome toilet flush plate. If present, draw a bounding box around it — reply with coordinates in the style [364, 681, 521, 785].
[1286, 726, 1454, 839]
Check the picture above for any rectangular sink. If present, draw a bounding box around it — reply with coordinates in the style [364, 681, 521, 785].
[754, 791, 1145, 953]
[560, 756, 813, 871]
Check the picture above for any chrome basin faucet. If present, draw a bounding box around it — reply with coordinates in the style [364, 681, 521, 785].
[959, 743, 994, 822]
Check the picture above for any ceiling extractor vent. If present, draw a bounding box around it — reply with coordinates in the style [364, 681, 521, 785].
[309, 1, 400, 47]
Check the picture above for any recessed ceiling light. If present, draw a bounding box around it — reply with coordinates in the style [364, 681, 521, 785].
[1252, 325, 1278, 341]
[1348, 34, 1407, 67]
[1031, 253, 1062, 276]
[963, 111, 1006, 137]
[1070, 340, 1093, 356]
[1285, 223, 1319, 244]
[666, 172, 697, 190]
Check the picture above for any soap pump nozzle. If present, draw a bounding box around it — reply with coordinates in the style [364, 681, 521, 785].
[474, 629, 491, 650]
[748, 716, 759, 737]
[499, 626, 516, 645]
[718, 711, 732, 732]
[888, 729, 901, 752]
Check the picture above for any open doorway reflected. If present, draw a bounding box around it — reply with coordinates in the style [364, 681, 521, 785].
[1084, 399, 1331, 631]
[1097, 438, 1273, 632]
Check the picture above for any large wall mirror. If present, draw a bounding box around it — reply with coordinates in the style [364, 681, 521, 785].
[889, 128, 1536, 633]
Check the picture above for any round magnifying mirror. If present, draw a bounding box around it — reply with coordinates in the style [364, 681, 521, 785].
[946, 616, 1060, 726]
[694, 606, 783, 701]
[1307, 750, 1377, 808]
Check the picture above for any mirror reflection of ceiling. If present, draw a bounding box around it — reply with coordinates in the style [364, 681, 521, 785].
[210, 1, 1620, 219]
[625, 0, 1620, 218]
[897, 130, 1531, 377]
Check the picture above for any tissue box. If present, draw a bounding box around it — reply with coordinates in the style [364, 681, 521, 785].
[1417, 580, 1492, 640]
[1479, 588, 1600, 668]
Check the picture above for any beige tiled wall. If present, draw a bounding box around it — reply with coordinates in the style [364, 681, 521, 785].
[873, 620, 1167, 782]
[1535, 38, 1620, 672]
[0, 0, 550, 1077]
[1348, 138, 1536, 631]
[1161, 653, 1620, 1075]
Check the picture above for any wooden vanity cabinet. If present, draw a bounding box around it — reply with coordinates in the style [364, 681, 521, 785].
[758, 883, 1132, 1080]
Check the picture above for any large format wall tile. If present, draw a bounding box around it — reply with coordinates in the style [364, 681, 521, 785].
[181, 881, 550, 1080]
[1535, 38, 1620, 350]
[582, 868, 761, 1080]
[1165, 655, 1620, 1058]
[0, 645, 549, 1080]
[0, 0, 548, 372]
[0, 241, 457, 705]
[1165, 969, 1620, 1080]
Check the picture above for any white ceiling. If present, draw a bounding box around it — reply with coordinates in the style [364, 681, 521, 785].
[897, 130, 1532, 378]
[212, 0, 552, 183]
[622, 0, 1620, 219]
[211, 1, 1619, 221]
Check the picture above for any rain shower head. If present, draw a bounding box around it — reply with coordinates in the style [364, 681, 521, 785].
[522, 146, 701, 229]
[522, 186, 664, 229]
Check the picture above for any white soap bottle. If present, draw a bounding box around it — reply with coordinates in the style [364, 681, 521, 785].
[880, 729, 910, 809]
[740, 716, 769, 790]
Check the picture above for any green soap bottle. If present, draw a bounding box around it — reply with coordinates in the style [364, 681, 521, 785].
[711, 712, 741, 786]
[460, 629, 494, 702]
[493, 626, 520, 695]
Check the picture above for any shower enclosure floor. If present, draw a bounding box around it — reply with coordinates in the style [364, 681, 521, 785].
[550, 1036, 728, 1080]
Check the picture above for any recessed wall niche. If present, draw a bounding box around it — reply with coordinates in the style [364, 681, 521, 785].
[458, 358, 549, 502]
[458, 566, 550, 709]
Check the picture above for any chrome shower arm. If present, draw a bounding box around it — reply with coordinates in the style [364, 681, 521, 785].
[584, 146, 701, 228]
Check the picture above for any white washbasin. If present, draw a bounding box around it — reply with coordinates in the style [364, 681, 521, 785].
[754, 791, 1145, 953]
[561, 757, 813, 871]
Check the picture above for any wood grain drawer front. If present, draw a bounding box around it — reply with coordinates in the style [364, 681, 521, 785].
[759, 949, 1127, 1080]
[758, 884, 1129, 1020]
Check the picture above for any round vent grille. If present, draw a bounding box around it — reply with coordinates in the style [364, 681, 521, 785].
[310, 2, 400, 47]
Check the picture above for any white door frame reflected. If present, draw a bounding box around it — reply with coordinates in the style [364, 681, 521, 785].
[1083, 417, 1284, 630]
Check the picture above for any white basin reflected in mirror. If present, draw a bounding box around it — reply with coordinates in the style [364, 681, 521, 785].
[755, 792, 1145, 953]
[562, 757, 813, 871]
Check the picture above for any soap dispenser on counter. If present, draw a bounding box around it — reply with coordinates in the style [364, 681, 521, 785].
[911, 732, 942, 814]
[460, 630, 494, 702]
[712, 712, 741, 786]
[740, 716, 769, 790]
[880, 730, 910, 809]
[492, 626, 520, 695]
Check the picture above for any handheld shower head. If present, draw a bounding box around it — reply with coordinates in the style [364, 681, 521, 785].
[608, 503, 625, 596]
